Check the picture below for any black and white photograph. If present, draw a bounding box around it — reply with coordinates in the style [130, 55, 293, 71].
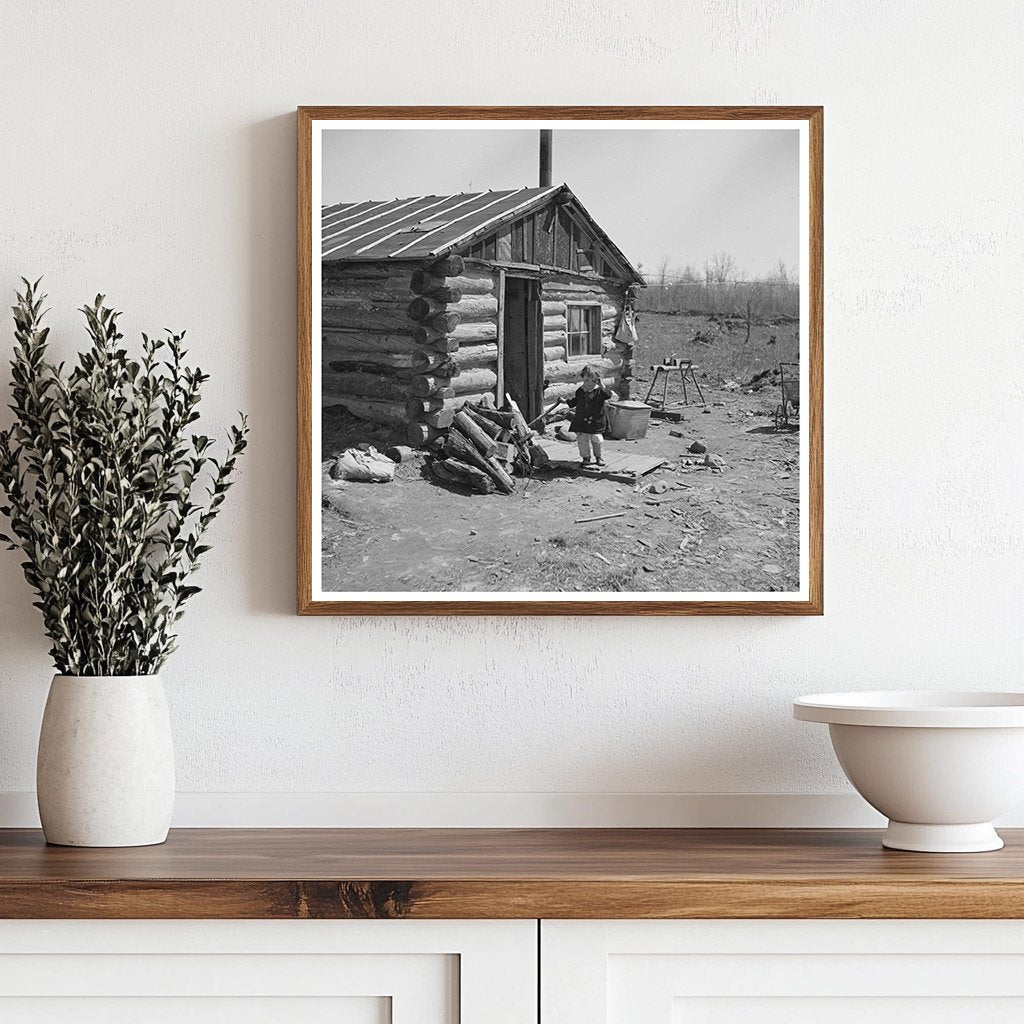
[300, 111, 821, 613]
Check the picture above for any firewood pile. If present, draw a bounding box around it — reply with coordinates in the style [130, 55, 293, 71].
[427, 395, 550, 495]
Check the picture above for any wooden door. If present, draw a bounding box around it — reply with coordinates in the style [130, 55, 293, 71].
[0, 919, 537, 1024]
[542, 920, 1024, 1024]
[501, 276, 542, 420]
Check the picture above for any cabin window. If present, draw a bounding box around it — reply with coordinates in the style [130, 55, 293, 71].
[566, 303, 601, 357]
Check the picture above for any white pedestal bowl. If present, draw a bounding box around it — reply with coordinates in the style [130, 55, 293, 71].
[794, 691, 1024, 852]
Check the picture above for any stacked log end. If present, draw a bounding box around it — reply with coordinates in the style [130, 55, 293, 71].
[322, 252, 505, 442]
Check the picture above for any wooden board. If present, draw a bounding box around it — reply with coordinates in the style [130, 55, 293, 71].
[3, 828, 1024, 920]
[535, 438, 667, 481]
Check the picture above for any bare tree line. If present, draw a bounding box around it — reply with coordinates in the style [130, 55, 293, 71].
[637, 253, 799, 319]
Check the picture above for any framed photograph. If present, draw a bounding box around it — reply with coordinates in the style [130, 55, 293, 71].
[298, 106, 822, 615]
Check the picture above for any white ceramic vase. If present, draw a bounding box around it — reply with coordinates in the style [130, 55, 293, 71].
[36, 675, 175, 847]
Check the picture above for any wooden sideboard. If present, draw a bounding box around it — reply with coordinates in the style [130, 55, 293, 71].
[2, 828, 1024, 1022]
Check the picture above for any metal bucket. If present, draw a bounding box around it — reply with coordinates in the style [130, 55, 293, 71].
[605, 400, 651, 440]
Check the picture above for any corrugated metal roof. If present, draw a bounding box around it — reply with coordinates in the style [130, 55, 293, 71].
[321, 186, 559, 260]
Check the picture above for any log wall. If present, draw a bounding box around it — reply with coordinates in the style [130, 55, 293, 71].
[321, 257, 635, 445]
[538, 273, 632, 406]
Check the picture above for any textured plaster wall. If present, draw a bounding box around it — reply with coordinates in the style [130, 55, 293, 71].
[0, 1, 1022, 814]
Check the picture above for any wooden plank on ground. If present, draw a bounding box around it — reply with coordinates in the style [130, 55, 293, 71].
[535, 439, 667, 480]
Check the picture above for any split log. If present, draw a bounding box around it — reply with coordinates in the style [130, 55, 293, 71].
[323, 396, 409, 426]
[470, 407, 515, 430]
[450, 366, 498, 396]
[406, 392, 491, 417]
[453, 343, 498, 370]
[324, 328, 457, 355]
[454, 411, 499, 458]
[463, 406, 502, 439]
[432, 458, 495, 494]
[444, 428, 514, 494]
[411, 269, 495, 296]
[544, 346, 567, 362]
[428, 254, 465, 276]
[505, 395, 531, 440]
[322, 303, 417, 332]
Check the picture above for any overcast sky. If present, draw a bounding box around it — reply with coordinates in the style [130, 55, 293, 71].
[322, 127, 800, 279]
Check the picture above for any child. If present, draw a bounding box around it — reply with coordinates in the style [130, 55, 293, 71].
[565, 364, 614, 467]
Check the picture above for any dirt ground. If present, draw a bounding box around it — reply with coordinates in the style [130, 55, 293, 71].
[320, 313, 801, 594]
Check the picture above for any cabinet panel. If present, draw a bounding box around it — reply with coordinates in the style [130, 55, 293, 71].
[0, 997, 389, 1024]
[542, 920, 1024, 1024]
[0, 920, 536, 1024]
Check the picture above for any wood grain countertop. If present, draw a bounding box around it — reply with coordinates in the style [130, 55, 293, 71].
[1, 828, 1023, 919]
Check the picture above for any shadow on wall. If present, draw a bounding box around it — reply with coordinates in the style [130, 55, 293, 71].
[244, 113, 299, 617]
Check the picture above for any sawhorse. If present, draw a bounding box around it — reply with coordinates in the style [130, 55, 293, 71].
[643, 360, 706, 409]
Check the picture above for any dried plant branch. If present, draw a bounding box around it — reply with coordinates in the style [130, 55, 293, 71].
[0, 279, 248, 675]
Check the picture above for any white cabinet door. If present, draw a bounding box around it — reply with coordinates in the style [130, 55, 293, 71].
[0, 919, 536, 1024]
[542, 919, 1024, 1024]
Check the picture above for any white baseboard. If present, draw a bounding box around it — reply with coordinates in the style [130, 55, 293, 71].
[3, 791, 1020, 829]
[0, 791, 884, 828]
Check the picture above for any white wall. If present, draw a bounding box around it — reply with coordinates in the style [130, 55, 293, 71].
[0, 0, 1021, 826]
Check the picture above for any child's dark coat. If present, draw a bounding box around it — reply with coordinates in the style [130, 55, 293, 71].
[566, 385, 613, 434]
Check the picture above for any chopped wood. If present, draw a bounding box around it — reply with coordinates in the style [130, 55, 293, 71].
[453, 411, 499, 458]
[472, 407, 515, 430]
[432, 457, 495, 494]
[574, 511, 625, 524]
[443, 428, 513, 493]
[505, 395, 530, 440]
[384, 444, 417, 463]
[463, 406, 502, 438]
[490, 441, 515, 461]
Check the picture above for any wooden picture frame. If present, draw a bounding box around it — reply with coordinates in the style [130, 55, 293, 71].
[298, 106, 823, 615]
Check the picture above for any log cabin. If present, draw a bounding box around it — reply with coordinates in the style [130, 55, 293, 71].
[320, 183, 645, 445]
